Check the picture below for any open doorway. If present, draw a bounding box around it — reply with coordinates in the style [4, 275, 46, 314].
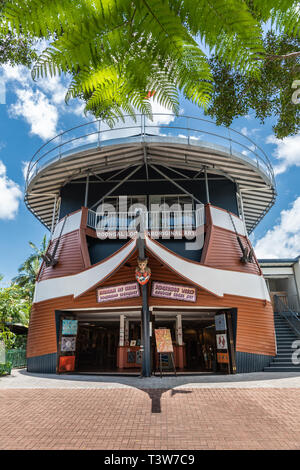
[75, 321, 119, 372]
[183, 321, 216, 371]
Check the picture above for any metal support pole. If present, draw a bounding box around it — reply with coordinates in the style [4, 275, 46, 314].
[90, 165, 142, 210]
[50, 196, 57, 235]
[204, 167, 210, 204]
[84, 172, 89, 207]
[149, 164, 203, 205]
[137, 236, 151, 377]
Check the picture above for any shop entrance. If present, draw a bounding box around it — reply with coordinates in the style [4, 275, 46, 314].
[75, 321, 119, 372]
[183, 321, 217, 372]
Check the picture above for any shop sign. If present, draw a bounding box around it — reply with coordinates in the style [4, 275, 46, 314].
[216, 333, 228, 350]
[151, 281, 196, 302]
[155, 329, 174, 353]
[217, 352, 229, 363]
[215, 313, 227, 331]
[97, 282, 140, 303]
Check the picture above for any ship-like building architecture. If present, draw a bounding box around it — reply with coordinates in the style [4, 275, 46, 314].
[25, 115, 276, 374]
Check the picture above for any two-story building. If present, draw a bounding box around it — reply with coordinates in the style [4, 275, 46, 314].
[24, 115, 277, 375]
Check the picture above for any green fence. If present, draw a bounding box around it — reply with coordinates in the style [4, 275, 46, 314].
[5, 349, 27, 368]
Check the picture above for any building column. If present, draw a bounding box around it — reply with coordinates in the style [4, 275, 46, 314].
[176, 314, 183, 345]
[176, 314, 185, 369]
[124, 319, 129, 345]
[119, 314, 125, 346]
[118, 314, 126, 370]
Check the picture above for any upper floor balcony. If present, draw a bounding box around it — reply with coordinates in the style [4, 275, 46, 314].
[24, 114, 276, 234]
[86, 206, 205, 240]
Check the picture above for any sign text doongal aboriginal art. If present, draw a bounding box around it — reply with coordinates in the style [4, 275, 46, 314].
[97, 282, 140, 303]
[151, 281, 197, 302]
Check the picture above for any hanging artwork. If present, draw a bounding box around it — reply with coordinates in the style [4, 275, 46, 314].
[62, 319, 78, 335]
[216, 333, 228, 350]
[61, 336, 76, 352]
[135, 257, 151, 285]
[215, 313, 227, 331]
[58, 355, 75, 372]
[217, 352, 229, 364]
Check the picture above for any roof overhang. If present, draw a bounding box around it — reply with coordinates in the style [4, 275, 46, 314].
[25, 134, 276, 234]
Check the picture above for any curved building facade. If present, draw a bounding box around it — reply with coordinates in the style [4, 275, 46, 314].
[25, 115, 276, 374]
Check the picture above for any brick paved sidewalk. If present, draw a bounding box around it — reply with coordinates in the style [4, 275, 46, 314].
[1, 387, 300, 450]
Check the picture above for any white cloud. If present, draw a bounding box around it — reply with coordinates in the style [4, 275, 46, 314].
[267, 134, 300, 175]
[0, 160, 22, 220]
[254, 197, 300, 258]
[1, 62, 175, 144]
[240, 127, 260, 138]
[1, 64, 31, 86]
[0, 64, 85, 140]
[9, 88, 59, 140]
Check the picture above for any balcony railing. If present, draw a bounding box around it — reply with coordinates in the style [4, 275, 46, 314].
[25, 114, 275, 189]
[87, 208, 205, 239]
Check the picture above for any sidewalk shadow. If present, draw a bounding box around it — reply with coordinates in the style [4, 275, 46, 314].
[143, 388, 192, 413]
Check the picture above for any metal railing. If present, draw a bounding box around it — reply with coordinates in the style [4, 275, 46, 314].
[87, 208, 205, 237]
[25, 114, 275, 189]
[274, 295, 300, 337]
[5, 349, 27, 368]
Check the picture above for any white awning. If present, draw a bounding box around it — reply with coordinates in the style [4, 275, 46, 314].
[145, 235, 270, 301]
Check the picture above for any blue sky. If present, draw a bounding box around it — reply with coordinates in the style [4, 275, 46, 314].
[0, 63, 300, 285]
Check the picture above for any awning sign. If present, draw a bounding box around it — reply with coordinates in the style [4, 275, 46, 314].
[151, 281, 196, 302]
[97, 282, 140, 303]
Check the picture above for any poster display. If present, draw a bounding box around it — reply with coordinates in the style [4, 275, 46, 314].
[155, 329, 173, 353]
[217, 352, 229, 364]
[151, 281, 196, 302]
[58, 355, 75, 372]
[61, 336, 76, 352]
[97, 282, 140, 303]
[216, 333, 228, 350]
[215, 313, 227, 331]
[62, 320, 78, 336]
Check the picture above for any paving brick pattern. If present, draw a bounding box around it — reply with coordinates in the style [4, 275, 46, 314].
[1, 388, 300, 449]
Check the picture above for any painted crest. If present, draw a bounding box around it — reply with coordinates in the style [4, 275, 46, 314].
[135, 257, 151, 285]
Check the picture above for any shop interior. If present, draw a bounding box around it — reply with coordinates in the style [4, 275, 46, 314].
[58, 309, 233, 374]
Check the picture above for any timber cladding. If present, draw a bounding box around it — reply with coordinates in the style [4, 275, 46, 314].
[27, 289, 276, 359]
[38, 230, 86, 281]
[28, 206, 275, 362]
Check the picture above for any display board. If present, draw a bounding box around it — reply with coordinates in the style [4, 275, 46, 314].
[62, 319, 78, 335]
[215, 313, 227, 331]
[155, 329, 173, 353]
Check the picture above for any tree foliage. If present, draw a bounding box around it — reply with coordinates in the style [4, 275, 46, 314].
[1, 0, 299, 126]
[0, 236, 47, 348]
[12, 235, 47, 300]
[0, 0, 37, 66]
[207, 31, 300, 138]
